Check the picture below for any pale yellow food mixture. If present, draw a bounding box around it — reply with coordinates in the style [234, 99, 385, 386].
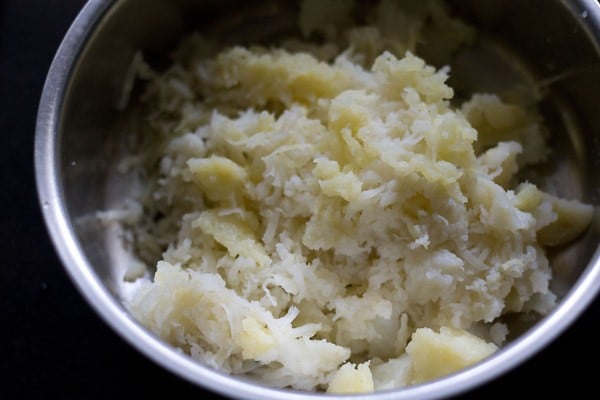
[123, 0, 593, 393]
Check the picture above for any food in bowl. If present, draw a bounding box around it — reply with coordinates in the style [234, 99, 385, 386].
[111, 0, 593, 393]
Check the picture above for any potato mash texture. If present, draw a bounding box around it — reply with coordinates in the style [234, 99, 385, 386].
[126, 0, 593, 393]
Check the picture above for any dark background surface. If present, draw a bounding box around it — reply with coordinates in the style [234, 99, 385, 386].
[1, 0, 598, 398]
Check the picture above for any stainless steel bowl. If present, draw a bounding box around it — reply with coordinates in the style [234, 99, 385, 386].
[35, 0, 600, 399]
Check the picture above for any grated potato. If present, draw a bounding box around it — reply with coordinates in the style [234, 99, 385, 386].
[122, 0, 594, 393]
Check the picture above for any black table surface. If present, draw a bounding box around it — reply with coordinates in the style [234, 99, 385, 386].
[2, 0, 598, 398]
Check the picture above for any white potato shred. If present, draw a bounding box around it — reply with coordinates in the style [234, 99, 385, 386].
[124, 0, 593, 393]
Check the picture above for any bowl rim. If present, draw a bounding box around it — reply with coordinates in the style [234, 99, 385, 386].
[34, 0, 600, 399]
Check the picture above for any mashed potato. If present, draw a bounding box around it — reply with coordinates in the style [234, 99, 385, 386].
[124, 0, 593, 393]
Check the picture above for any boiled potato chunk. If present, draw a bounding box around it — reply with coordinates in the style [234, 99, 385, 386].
[514, 183, 543, 211]
[514, 184, 594, 246]
[236, 317, 275, 359]
[327, 362, 374, 394]
[193, 210, 271, 267]
[537, 193, 594, 246]
[406, 327, 497, 384]
[314, 158, 362, 201]
[188, 155, 247, 202]
[478, 141, 522, 188]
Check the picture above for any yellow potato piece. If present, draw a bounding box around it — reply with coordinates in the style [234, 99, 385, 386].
[478, 141, 522, 188]
[213, 47, 353, 105]
[236, 317, 275, 359]
[407, 327, 497, 384]
[327, 362, 374, 394]
[188, 155, 247, 202]
[193, 211, 271, 267]
[538, 193, 594, 246]
[514, 184, 594, 246]
[314, 159, 363, 202]
[514, 183, 543, 212]
[461, 94, 528, 153]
